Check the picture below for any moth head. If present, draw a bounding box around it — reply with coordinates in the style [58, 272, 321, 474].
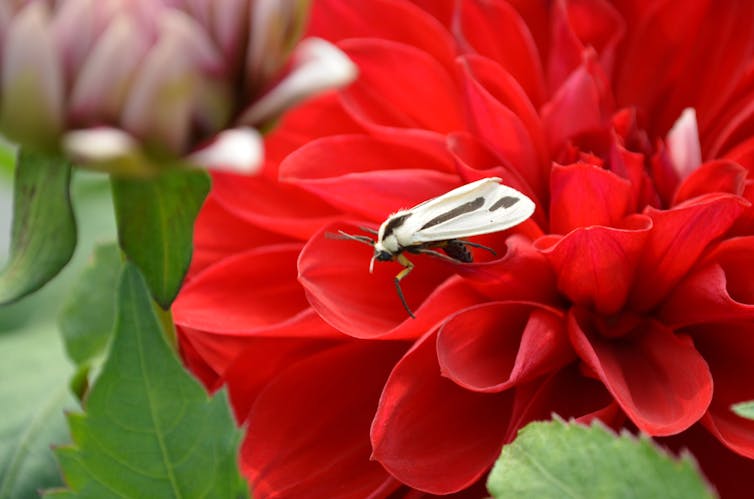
[370, 243, 393, 273]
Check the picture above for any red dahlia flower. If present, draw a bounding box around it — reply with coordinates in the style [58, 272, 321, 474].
[173, 0, 754, 497]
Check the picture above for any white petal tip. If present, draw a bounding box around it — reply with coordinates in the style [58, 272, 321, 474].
[667, 107, 702, 180]
[188, 127, 263, 174]
[63, 127, 139, 163]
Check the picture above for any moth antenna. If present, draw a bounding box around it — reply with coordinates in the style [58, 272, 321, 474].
[327, 230, 375, 246]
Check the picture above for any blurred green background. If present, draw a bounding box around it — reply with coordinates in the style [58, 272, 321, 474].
[0, 143, 118, 498]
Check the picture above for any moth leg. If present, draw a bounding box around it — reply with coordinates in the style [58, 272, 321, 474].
[326, 230, 375, 246]
[460, 240, 497, 256]
[394, 253, 416, 319]
[413, 247, 463, 263]
[359, 226, 379, 235]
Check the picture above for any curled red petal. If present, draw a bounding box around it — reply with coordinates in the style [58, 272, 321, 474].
[629, 194, 749, 311]
[549, 162, 634, 234]
[536, 214, 651, 315]
[371, 331, 514, 494]
[660, 237, 754, 326]
[242, 341, 407, 499]
[298, 222, 486, 339]
[672, 160, 747, 206]
[436, 302, 572, 393]
[568, 308, 713, 435]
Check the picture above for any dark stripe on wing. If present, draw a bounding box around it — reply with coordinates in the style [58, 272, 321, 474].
[420, 196, 485, 230]
[489, 196, 519, 211]
[382, 213, 411, 238]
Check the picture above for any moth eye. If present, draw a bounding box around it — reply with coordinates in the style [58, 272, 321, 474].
[375, 250, 393, 261]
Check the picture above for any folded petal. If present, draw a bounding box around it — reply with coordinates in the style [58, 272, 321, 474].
[537, 215, 651, 314]
[243, 341, 407, 498]
[629, 194, 749, 311]
[437, 302, 572, 392]
[549, 162, 634, 233]
[568, 308, 713, 435]
[298, 222, 485, 339]
[372, 331, 514, 494]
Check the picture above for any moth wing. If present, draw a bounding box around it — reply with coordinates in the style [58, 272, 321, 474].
[407, 180, 535, 243]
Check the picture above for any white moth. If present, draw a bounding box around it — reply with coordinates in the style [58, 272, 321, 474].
[333, 177, 536, 318]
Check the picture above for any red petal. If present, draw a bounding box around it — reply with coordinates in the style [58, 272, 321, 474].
[568, 308, 713, 435]
[242, 341, 406, 498]
[454, 1, 546, 106]
[457, 54, 547, 197]
[548, 0, 624, 92]
[549, 163, 634, 234]
[541, 52, 612, 155]
[672, 160, 747, 206]
[308, 0, 456, 72]
[459, 234, 558, 305]
[210, 172, 344, 240]
[371, 331, 514, 494]
[629, 194, 749, 311]
[661, 238, 754, 326]
[220, 337, 344, 422]
[536, 215, 651, 315]
[615, 1, 754, 136]
[279, 134, 458, 221]
[189, 194, 292, 277]
[687, 322, 754, 459]
[436, 302, 572, 392]
[175, 245, 310, 333]
[298, 222, 486, 339]
[338, 38, 465, 133]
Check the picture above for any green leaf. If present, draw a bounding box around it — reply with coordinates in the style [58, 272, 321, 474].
[487, 419, 714, 499]
[111, 169, 210, 308]
[0, 322, 78, 499]
[0, 149, 76, 304]
[0, 170, 116, 497]
[58, 243, 122, 367]
[732, 401, 754, 420]
[51, 263, 248, 498]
